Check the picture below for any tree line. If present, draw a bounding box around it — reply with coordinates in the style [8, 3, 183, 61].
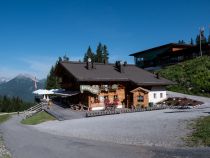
[45, 55, 69, 89]
[0, 95, 34, 112]
[46, 43, 109, 89]
[178, 29, 210, 45]
[83, 43, 109, 63]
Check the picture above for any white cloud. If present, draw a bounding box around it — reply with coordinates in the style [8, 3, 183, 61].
[19, 56, 57, 79]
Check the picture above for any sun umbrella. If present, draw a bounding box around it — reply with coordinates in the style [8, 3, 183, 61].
[33, 89, 54, 95]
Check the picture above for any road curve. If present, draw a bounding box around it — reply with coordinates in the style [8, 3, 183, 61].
[1, 115, 210, 158]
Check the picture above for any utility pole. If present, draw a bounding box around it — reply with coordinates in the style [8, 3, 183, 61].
[209, 25, 210, 43]
[199, 27, 204, 57]
[209, 25, 210, 36]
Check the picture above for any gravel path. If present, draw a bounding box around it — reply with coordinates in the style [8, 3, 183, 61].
[34, 92, 210, 148]
[45, 103, 86, 121]
[0, 133, 11, 158]
[1, 115, 210, 158]
[1, 115, 151, 158]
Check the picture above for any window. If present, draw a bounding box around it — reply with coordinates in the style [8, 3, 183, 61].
[113, 95, 119, 104]
[138, 96, 144, 102]
[94, 96, 99, 103]
[114, 95, 118, 99]
[160, 93, 163, 98]
[104, 96, 109, 100]
[178, 56, 184, 61]
[153, 93, 156, 99]
[104, 96, 110, 105]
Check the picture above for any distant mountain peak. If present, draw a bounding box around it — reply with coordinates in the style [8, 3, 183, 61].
[0, 74, 46, 102]
[0, 77, 10, 84]
[15, 73, 37, 81]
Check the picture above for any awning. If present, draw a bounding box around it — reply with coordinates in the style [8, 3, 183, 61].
[53, 90, 80, 96]
[33, 89, 54, 95]
[33, 89, 80, 97]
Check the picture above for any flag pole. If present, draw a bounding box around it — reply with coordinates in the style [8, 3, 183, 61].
[34, 76, 37, 90]
[199, 27, 203, 57]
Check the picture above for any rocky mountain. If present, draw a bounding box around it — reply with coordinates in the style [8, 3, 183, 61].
[0, 74, 46, 102]
[0, 77, 9, 85]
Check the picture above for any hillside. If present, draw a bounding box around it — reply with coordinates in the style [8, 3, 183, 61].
[0, 74, 46, 102]
[157, 56, 210, 97]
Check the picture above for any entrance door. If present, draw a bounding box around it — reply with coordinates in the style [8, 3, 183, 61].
[126, 94, 133, 108]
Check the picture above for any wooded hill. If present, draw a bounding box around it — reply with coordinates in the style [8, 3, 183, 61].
[0, 74, 45, 102]
[0, 96, 34, 112]
[157, 56, 210, 97]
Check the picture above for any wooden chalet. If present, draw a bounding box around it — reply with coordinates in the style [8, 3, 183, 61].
[130, 43, 210, 69]
[55, 60, 173, 110]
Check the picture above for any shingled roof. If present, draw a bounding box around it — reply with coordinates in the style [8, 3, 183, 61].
[56, 61, 173, 86]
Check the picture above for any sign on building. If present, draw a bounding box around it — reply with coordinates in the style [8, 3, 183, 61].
[80, 85, 100, 94]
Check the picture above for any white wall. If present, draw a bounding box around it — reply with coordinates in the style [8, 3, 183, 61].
[148, 86, 167, 104]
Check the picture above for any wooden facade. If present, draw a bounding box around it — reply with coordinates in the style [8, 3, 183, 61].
[86, 85, 126, 110]
[57, 82, 152, 110]
[130, 87, 149, 108]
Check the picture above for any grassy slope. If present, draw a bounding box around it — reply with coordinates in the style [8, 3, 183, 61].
[21, 111, 55, 125]
[187, 116, 210, 147]
[157, 56, 210, 97]
[0, 114, 11, 124]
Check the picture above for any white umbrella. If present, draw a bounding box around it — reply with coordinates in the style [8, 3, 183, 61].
[33, 89, 54, 95]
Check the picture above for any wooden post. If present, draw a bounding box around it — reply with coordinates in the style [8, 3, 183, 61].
[126, 94, 129, 108]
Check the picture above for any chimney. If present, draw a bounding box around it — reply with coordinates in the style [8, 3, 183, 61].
[119, 61, 125, 73]
[123, 61, 127, 66]
[92, 62, 96, 69]
[86, 58, 92, 70]
[156, 73, 160, 79]
[115, 61, 120, 67]
[103, 58, 107, 64]
[115, 61, 125, 73]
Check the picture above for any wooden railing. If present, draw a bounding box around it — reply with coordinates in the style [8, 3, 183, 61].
[23, 102, 47, 119]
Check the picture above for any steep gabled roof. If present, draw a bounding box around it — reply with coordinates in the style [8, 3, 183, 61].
[130, 87, 150, 93]
[56, 61, 173, 86]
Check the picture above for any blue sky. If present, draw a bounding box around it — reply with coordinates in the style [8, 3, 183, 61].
[0, 0, 210, 79]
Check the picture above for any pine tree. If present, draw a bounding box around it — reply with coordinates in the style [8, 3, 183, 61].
[208, 35, 210, 43]
[46, 66, 57, 89]
[178, 40, 185, 44]
[84, 46, 95, 62]
[190, 38, 194, 45]
[45, 56, 68, 89]
[83, 53, 88, 62]
[196, 29, 207, 45]
[102, 45, 109, 63]
[96, 43, 103, 63]
[63, 54, 69, 61]
[196, 35, 200, 45]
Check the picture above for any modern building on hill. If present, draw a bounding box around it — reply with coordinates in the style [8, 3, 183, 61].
[130, 43, 210, 69]
[55, 59, 173, 110]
